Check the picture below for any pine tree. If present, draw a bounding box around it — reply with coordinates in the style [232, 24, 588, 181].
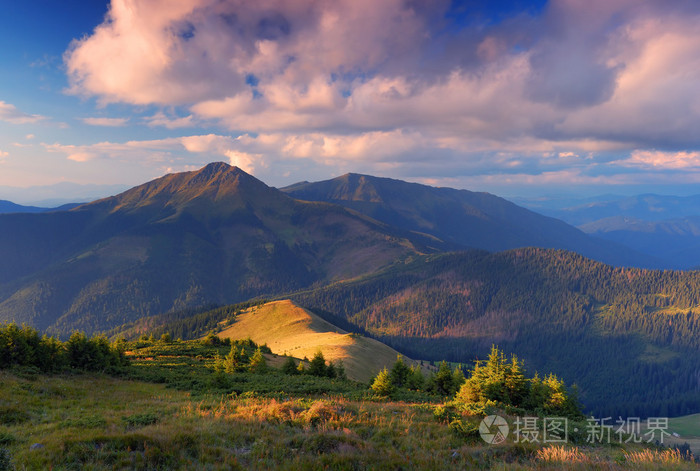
[248, 347, 267, 374]
[335, 360, 347, 380]
[281, 356, 298, 375]
[430, 361, 456, 396]
[223, 344, 242, 373]
[389, 355, 411, 388]
[371, 368, 394, 396]
[326, 361, 337, 378]
[308, 351, 327, 377]
[406, 365, 425, 390]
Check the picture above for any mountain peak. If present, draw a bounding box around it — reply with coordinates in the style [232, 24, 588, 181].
[86, 162, 277, 213]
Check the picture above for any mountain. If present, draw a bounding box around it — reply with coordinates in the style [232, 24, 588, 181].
[0, 182, 128, 207]
[512, 193, 700, 225]
[580, 215, 700, 269]
[289, 248, 700, 417]
[282, 174, 662, 268]
[512, 193, 700, 268]
[0, 200, 46, 214]
[0, 163, 421, 336]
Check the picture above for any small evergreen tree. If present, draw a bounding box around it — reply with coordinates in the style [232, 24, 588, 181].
[223, 344, 243, 373]
[335, 360, 347, 380]
[429, 361, 456, 396]
[308, 351, 327, 377]
[248, 347, 267, 374]
[389, 355, 411, 388]
[371, 368, 394, 396]
[281, 356, 298, 375]
[326, 361, 337, 378]
[406, 365, 425, 390]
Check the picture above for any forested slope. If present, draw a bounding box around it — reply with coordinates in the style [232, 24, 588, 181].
[289, 248, 700, 417]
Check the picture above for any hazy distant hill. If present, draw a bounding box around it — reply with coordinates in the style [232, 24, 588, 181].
[514, 193, 700, 268]
[282, 174, 662, 268]
[0, 163, 421, 335]
[580, 215, 700, 269]
[0, 200, 46, 213]
[519, 193, 700, 226]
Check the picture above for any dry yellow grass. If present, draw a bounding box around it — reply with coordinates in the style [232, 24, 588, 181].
[623, 448, 686, 465]
[215, 300, 425, 382]
[536, 445, 591, 464]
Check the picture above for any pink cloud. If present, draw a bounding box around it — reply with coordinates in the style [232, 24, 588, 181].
[0, 101, 46, 124]
[81, 117, 129, 127]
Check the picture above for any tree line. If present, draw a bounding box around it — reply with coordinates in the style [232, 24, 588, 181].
[0, 323, 128, 373]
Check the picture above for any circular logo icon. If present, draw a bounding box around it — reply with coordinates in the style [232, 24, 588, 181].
[479, 415, 509, 445]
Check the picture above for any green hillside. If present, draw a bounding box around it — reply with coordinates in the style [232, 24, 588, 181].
[289, 248, 700, 418]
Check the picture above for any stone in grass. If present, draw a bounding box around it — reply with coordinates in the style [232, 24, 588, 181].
[29, 443, 44, 451]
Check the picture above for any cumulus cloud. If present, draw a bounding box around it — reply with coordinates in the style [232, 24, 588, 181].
[81, 117, 129, 127]
[0, 101, 46, 124]
[62, 0, 700, 186]
[144, 112, 194, 129]
[623, 150, 700, 169]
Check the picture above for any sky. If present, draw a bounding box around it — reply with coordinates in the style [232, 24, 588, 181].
[2, 0, 700, 203]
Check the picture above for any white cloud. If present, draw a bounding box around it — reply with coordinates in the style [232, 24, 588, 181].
[144, 112, 194, 129]
[622, 150, 700, 169]
[0, 101, 46, 124]
[81, 117, 130, 127]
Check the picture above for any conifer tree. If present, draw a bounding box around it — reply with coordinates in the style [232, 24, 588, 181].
[389, 355, 411, 388]
[308, 351, 327, 377]
[248, 347, 267, 374]
[335, 360, 347, 380]
[371, 367, 394, 396]
[281, 356, 298, 375]
[223, 344, 242, 373]
[406, 365, 425, 390]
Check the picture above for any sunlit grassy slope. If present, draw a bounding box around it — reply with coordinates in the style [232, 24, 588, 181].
[215, 300, 423, 382]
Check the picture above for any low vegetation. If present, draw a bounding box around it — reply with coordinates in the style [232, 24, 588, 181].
[0, 324, 695, 469]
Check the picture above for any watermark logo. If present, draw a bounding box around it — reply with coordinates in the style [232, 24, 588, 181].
[479, 415, 509, 444]
[479, 415, 671, 446]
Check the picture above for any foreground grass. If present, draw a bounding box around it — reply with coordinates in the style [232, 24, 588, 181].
[0, 340, 696, 470]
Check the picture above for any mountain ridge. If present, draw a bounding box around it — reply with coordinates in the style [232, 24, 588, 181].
[282, 172, 663, 268]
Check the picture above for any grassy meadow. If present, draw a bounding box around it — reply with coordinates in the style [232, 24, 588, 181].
[214, 300, 433, 382]
[0, 337, 696, 470]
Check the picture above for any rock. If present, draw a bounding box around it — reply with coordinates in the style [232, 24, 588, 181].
[30, 443, 44, 451]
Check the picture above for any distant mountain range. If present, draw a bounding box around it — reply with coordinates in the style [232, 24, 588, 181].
[515, 193, 700, 268]
[0, 200, 82, 214]
[0, 163, 670, 336]
[0, 182, 127, 207]
[282, 174, 661, 268]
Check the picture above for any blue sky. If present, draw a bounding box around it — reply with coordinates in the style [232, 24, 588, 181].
[2, 0, 700, 203]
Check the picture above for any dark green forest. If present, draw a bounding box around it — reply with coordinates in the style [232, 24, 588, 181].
[287, 248, 700, 418]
